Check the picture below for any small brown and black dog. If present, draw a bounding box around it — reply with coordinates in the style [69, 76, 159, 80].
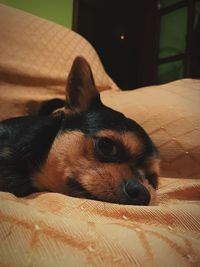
[0, 57, 159, 205]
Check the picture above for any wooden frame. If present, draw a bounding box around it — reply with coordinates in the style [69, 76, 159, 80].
[73, 0, 199, 86]
[157, 0, 200, 79]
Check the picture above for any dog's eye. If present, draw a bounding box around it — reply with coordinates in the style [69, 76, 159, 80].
[95, 137, 118, 159]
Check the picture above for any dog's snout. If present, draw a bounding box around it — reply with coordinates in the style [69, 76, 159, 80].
[123, 180, 150, 205]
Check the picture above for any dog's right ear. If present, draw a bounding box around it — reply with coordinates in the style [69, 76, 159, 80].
[64, 56, 100, 113]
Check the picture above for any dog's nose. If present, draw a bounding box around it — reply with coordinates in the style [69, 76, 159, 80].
[123, 180, 150, 205]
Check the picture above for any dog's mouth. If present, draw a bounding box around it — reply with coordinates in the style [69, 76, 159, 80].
[66, 176, 152, 205]
[66, 177, 99, 201]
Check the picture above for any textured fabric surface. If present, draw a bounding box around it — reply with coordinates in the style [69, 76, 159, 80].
[0, 180, 200, 267]
[0, 4, 117, 96]
[0, 3, 117, 120]
[102, 79, 200, 179]
[0, 4, 200, 267]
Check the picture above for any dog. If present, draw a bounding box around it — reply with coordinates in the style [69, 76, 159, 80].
[0, 57, 159, 205]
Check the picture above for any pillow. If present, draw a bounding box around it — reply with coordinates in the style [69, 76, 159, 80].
[0, 4, 118, 92]
[0, 4, 118, 120]
[101, 79, 200, 179]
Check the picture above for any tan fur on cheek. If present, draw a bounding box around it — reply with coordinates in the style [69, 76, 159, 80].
[32, 129, 158, 205]
[33, 131, 91, 193]
[32, 130, 135, 203]
[78, 163, 133, 202]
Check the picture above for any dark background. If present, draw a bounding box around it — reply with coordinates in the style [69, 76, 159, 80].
[73, 0, 200, 90]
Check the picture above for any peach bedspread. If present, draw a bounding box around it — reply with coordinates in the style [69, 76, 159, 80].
[0, 4, 200, 267]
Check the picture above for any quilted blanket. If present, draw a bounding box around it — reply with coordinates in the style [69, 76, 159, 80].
[0, 4, 200, 267]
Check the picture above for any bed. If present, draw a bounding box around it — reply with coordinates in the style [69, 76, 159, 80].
[0, 4, 200, 267]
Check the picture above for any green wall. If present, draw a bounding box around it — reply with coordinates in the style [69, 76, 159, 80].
[0, 0, 73, 28]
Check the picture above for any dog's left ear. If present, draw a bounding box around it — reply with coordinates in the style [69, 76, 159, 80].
[65, 56, 100, 112]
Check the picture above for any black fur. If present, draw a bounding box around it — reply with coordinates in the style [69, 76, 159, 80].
[0, 116, 62, 196]
[38, 98, 66, 116]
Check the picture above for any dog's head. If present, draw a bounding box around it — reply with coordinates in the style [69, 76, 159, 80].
[34, 57, 159, 205]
